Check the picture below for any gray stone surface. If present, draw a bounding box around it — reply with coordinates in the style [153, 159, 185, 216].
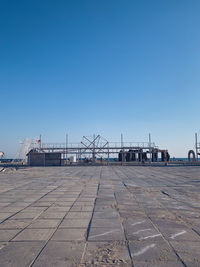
[129, 240, 178, 262]
[0, 165, 200, 266]
[91, 218, 122, 228]
[27, 219, 61, 228]
[65, 211, 92, 219]
[11, 212, 41, 219]
[13, 228, 55, 241]
[38, 211, 66, 219]
[0, 229, 20, 241]
[51, 228, 86, 241]
[88, 227, 125, 241]
[0, 219, 31, 229]
[32, 241, 85, 267]
[80, 241, 131, 266]
[70, 205, 94, 212]
[0, 241, 44, 267]
[170, 240, 200, 265]
[59, 218, 90, 228]
[0, 213, 13, 220]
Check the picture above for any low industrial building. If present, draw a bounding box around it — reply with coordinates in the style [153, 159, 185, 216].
[27, 149, 61, 166]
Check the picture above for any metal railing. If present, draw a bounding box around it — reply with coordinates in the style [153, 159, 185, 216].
[41, 143, 81, 149]
[41, 141, 157, 149]
[108, 142, 156, 148]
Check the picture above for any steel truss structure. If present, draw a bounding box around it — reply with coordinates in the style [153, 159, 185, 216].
[33, 134, 169, 163]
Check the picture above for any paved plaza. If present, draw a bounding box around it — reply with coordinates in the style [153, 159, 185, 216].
[0, 166, 200, 266]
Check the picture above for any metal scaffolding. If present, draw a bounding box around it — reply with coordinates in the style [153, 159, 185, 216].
[32, 134, 169, 164]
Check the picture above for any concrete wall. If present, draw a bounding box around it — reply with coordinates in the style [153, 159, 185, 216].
[28, 152, 61, 166]
[44, 153, 61, 166]
[28, 153, 45, 166]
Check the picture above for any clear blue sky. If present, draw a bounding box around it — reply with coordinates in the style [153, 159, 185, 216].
[1, 0, 200, 157]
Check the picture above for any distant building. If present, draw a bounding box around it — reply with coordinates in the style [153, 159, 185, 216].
[27, 149, 61, 166]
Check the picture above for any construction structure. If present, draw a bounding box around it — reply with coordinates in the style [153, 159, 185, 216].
[27, 134, 170, 166]
[188, 133, 200, 161]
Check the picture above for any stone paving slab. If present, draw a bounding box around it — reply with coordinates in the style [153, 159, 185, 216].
[133, 261, 184, 267]
[129, 240, 178, 263]
[0, 203, 11, 207]
[65, 211, 92, 219]
[74, 201, 95, 206]
[80, 241, 131, 266]
[30, 202, 53, 207]
[152, 218, 200, 241]
[11, 202, 30, 207]
[0, 229, 20, 241]
[70, 205, 94, 212]
[23, 207, 47, 213]
[170, 240, 200, 264]
[51, 228, 86, 241]
[92, 211, 119, 219]
[0, 219, 32, 229]
[38, 211, 66, 219]
[91, 218, 122, 228]
[51, 202, 73, 207]
[45, 206, 71, 212]
[0, 241, 44, 267]
[88, 227, 125, 241]
[59, 218, 90, 228]
[11, 212, 41, 220]
[13, 228, 55, 241]
[0, 166, 200, 266]
[27, 219, 61, 229]
[0, 207, 23, 213]
[32, 241, 85, 267]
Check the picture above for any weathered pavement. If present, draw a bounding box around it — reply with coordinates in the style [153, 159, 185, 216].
[0, 166, 200, 266]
